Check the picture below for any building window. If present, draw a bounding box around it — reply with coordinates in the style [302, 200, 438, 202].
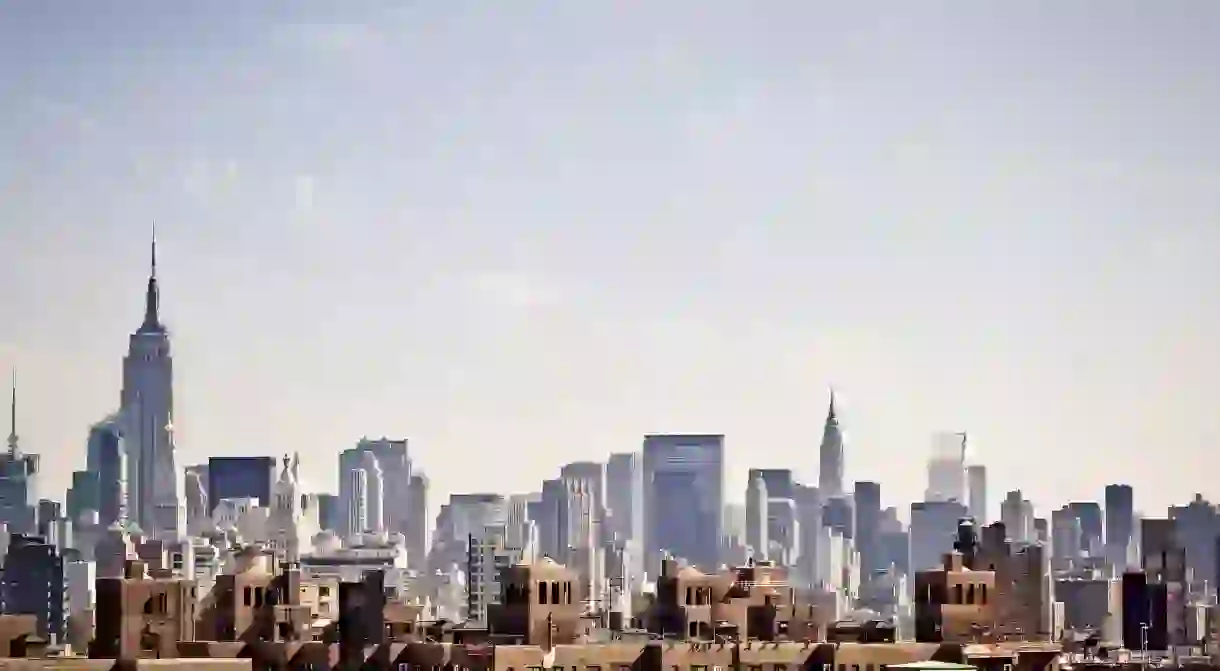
[980, 584, 988, 604]
[551, 581, 560, 605]
[952, 584, 963, 604]
[244, 586, 252, 606]
[539, 582, 548, 605]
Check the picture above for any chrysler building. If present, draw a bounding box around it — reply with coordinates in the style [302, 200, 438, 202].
[120, 231, 183, 538]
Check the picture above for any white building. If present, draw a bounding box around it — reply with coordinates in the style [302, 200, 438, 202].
[360, 451, 384, 534]
[270, 454, 321, 562]
[925, 432, 967, 504]
[65, 560, 96, 618]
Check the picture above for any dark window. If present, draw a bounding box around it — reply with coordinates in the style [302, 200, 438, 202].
[244, 586, 252, 606]
[539, 582, 548, 604]
[551, 581, 559, 605]
[980, 584, 988, 604]
[953, 583, 963, 604]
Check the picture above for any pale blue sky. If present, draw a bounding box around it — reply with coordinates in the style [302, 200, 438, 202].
[2, 2, 1218, 519]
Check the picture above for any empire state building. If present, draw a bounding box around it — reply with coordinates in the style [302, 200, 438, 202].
[120, 233, 183, 539]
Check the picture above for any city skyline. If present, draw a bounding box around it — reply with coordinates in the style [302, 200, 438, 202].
[3, 2, 1220, 513]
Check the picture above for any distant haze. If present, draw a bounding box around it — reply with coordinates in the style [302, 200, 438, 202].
[1, 2, 1218, 515]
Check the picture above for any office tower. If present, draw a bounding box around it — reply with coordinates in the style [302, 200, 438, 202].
[0, 534, 65, 640]
[205, 456, 275, 514]
[66, 470, 100, 525]
[822, 496, 854, 539]
[120, 233, 182, 539]
[36, 499, 60, 539]
[817, 391, 844, 498]
[92, 420, 127, 529]
[925, 432, 967, 503]
[561, 463, 604, 606]
[183, 467, 208, 535]
[909, 500, 966, 573]
[746, 472, 769, 561]
[346, 468, 368, 536]
[560, 461, 606, 535]
[1104, 484, 1135, 573]
[966, 464, 987, 524]
[338, 438, 410, 537]
[1000, 490, 1033, 543]
[1050, 506, 1083, 573]
[605, 452, 642, 545]
[751, 469, 795, 500]
[642, 434, 724, 570]
[1141, 517, 1187, 648]
[316, 493, 338, 531]
[854, 481, 882, 579]
[0, 375, 38, 536]
[1066, 501, 1103, 558]
[405, 474, 429, 572]
[360, 451, 385, 534]
[538, 478, 567, 559]
[794, 484, 822, 586]
[1168, 493, 1217, 594]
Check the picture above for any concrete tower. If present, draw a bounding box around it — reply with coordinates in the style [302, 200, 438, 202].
[120, 227, 182, 539]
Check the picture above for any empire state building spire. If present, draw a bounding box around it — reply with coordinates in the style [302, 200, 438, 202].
[139, 223, 163, 333]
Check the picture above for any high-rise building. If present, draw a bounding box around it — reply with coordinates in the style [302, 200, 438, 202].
[745, 472, 769, 561]
[1067, 501, 1104, 558]
[909, 500, 966, 573]
[206, 456, 276, 513]
[1104, 484, 1135, 573]
[338, 438, 410, 537]
[0, 534, 64, 640]
[360, 451, 385, 534]
[346, 468, 368, 536]
[405, 474, 429, 572]
[642, 434, 724, 570]
[966, 464, 987, 524]
[91, 419, 127, 529]
[316, 493, 338, 532]
[0, 374, 38, 536]
[605, 453, 642, 546]
[854, 481, 882, 579]
[817, 392, 844, 498]
[925, 432, 966, 504]
[1000, 490, 1033, 544]
[120, 233, 182, 539]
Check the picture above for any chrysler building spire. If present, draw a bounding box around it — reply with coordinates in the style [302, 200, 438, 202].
[817, 386, 844, 498]
[140, 222, 163, 333]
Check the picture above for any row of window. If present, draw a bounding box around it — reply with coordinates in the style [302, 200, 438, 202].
[501, 580, 576, 606]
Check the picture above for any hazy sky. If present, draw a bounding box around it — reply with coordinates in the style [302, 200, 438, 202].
[2, 2, 1219, 520]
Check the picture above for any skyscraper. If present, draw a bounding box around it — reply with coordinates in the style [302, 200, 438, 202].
[642, 434, 724, 570]
[966, 464, 987, 524]
[745, 472, 769, 561]
[817, 391, 844, 499]
[925, 432, 967, 503]
[120, 232, 182, 539]
[605, 452, 643, 549]
[0, 373, 39, 535]
[90, 419, 127, 529]
[338, 438, 410, 537]
[206, 456, 276, 513]
[1105, 484, 1135, 572]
